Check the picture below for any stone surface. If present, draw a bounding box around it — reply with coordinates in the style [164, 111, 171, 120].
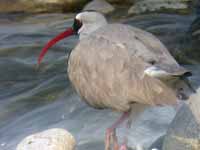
[128, 0, 193, 15]
[162, 88, 200, 150]
[0, 0, 90, 13]
[106, 0, 133, 4]
[83, 0, 115, 14]
[193, 0, 200, 14]
[16, 128, 75, 150]
[184, 16, 200, 62]
[149, 136, 165, 150]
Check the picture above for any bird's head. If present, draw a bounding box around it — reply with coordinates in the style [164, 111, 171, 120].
[37, 11, 107, 66]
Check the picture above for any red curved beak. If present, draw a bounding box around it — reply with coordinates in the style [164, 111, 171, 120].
[37, 27, 75, 65]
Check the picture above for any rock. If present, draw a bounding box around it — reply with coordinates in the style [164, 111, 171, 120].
[16, 128, 76, 150]
[128, 0, 193, 15]
[149, 136, 165, 150]
[55, 0, 90, 12]
[193, 0, 200, 14]
[188, 17, 200, 39]
[184, 16, 200, 63]
[83, 0, 115, 14]
[0, 0, 90, 13]
[162, 88, 200, 150]
[106, 0, 133, 5]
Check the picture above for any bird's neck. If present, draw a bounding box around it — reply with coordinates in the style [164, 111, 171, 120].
[78, 22, 107, 39]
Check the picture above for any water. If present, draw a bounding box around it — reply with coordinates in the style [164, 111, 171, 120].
[0, 13, 199, 150]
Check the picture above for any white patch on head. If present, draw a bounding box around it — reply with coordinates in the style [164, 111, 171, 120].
[74, 12, 108, 39]
[75, 13, 82, 20]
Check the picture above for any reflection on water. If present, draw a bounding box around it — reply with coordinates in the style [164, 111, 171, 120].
[0, 13, 199, 150]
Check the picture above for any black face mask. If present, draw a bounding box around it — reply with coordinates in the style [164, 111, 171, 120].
[73, 19, 83, 33]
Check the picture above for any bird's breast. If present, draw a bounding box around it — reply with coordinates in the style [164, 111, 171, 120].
[67, 40, 134, 112]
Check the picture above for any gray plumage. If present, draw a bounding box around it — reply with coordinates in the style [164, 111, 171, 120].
[68, 23, 190, 112]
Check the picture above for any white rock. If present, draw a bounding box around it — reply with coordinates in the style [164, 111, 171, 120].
[16, 128, 75, 150]
[83, 0, 115, 14]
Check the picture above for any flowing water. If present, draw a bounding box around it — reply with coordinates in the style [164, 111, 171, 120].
[0, 13, 199, 150]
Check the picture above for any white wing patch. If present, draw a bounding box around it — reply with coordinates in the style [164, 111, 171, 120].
[144, 66, 171, 79]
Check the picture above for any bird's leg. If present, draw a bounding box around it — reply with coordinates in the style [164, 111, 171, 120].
[119, 116, 132, 150]
[119, 103, 148, 150]
[112, 129, 119, 150]
[105, 112, 130, 150]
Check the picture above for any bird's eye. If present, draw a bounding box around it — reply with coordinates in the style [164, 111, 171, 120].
[73, 19, 83, 33]
[76, 19, 82, 26]
[148, 60, 156, 65]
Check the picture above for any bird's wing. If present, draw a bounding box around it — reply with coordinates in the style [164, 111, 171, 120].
[127, 26, 195, 100]
[129, 26, 190, 76]
[70, 34, 177, 108]
[91, 23, 188, 76]
[127, 55, 178, 106]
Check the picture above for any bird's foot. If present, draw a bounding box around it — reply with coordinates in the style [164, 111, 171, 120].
[105, 128, 119, 150]
[119, 144, 127, 150]
[105, 128, 112, 150]
[111, 129, 119, 150]
[105, 112, 130, 150]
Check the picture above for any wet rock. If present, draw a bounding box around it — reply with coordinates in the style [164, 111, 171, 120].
[162, 88, 200, 150]
[149, 136, 165, 150]
[188, 17, 200, 39]
[193, 0, 200, 14]
[0, 0, 90, 13]
[16, 128, 76, 150]
[128, 0, 193, 15]
[83, 0, 115, 14]
[184, 16, 200, 62]
[106, 0, 133, 5]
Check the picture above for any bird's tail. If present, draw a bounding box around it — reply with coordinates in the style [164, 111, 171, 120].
[176, 73, 196, 100]
[181, 77, 196, 93]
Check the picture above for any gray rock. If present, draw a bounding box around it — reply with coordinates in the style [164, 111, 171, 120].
[83, 0, 115, 14]
[149, 136, 165, 150]
[193, 0, 200, 14]
[16, 128, 76, 150]
[162, 88, 200, 150]
[106, 0, 134, 4]
[184, 17, 200, 63]
[0, 0, 90, 13]
[128, 0, 193, 15]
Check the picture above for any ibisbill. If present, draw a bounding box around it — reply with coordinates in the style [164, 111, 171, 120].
[37, 11, 195, 150]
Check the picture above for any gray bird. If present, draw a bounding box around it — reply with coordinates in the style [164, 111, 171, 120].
[38, 12, 195, 150]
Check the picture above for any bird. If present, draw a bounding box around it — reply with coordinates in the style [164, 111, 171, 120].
[37, 11, 195, 150]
